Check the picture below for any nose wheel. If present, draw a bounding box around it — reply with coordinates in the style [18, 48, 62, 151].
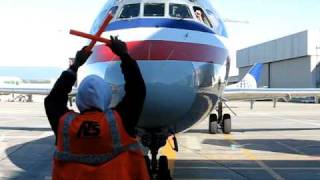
[209, 114, 218, 134]
[222, 114, 231, 134]
[141, 129, 176, 180]
[144, 155, 172, 180]
[209, 101, 232, 134]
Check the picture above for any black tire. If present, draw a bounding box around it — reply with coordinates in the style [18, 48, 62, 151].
[158, 156, 172, 180]
[144, 155, 153, 179]
[144, 156, 150, 171]
[209, 114, 218, 122]
[209, 121, 219, 134]
[159, 156, 168, 171]
[158, 169, 172, 180]
[222, 114, 231, 134]
[209, 114, 218, 134]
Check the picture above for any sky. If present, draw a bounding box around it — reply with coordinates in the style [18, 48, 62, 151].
[0, 0, 319, 75]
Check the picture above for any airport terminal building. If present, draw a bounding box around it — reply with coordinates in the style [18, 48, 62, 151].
[237, 30, 320, 88]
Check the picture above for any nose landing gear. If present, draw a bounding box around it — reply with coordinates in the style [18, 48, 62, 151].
[209, 100, 232, 134]
[141, 129, 177, 180]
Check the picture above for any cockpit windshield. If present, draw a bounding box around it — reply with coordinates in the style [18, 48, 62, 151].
[119, 3, 140, 19]
[91, 0, 228, 37]
[169, 4, 192, 19]
[144, 3, 165, 17]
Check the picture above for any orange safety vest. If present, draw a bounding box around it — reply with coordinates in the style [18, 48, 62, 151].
[52, 110, 150, 180]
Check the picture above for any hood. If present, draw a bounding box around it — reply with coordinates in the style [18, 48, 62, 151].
[76, 75, 112, 112]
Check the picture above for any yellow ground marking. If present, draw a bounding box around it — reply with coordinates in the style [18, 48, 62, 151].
[160, 136, 177, 175]
[224, 134, 285, 180]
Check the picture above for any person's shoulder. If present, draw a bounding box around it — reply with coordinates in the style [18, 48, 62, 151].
[60, 110, 79, 120]
[106, 108, 122, 119]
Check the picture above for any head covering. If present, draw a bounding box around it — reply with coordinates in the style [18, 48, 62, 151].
[76, 75, 112, 112]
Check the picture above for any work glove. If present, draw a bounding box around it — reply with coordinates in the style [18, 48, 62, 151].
[69, 46, 92, 72]
[74, 46, 92, 68]
[108, 36, 128, 57]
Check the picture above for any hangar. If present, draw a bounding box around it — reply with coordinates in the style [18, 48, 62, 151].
[237, 30, 320, 88]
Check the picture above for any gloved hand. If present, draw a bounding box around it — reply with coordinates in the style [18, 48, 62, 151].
[108, 36, 128, 57]
[73, 46, 92, 68]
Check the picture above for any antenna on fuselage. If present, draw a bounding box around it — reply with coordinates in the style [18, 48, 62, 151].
[224, 18, 250, 24]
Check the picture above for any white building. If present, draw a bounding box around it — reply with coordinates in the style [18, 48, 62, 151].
[237, 30, 320, 88]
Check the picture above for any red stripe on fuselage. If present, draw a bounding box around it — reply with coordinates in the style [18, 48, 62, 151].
[88, 40, 228, 64]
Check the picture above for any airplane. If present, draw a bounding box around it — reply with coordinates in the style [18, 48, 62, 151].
[0, 76, 22, 87]
[71, 0, 320, 177]
[2, 0, 320, 177]
[203, 63, 320, 134]
[0, 77, 71, 102]
[226, 63, 264, 89]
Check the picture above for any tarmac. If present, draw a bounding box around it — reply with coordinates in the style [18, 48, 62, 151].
[0, 100, 320, 180]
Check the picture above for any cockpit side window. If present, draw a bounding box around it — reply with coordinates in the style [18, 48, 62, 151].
[144, 3, 165, 17]
[193, 7, 212, 28]
[169, 4, 192, 19]
[108, 6, 118, 16]
[119, 3, 140, 19]
[205, 8, 228, 37]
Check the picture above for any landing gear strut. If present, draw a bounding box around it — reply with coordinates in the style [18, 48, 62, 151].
[141, 129, 176, 180]
[209, 100, 232, 134]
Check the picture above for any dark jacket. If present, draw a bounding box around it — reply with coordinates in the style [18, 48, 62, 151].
[44, 54, 146, 143]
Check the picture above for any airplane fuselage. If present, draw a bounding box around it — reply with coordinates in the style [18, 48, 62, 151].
[79, 0, 230, 133]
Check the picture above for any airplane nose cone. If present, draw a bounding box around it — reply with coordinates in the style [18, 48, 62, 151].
[137, 61, 197, 128]
[82, 60, 217, 132]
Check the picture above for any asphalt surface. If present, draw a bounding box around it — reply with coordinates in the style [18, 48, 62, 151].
[0, 100, 320, 180]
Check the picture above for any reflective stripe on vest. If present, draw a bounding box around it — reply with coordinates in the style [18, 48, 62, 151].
[54, 143, 142, 164]
[62, 113, 76, 152]
[55, 110, 142, 164]
[106, 110, 122, 151]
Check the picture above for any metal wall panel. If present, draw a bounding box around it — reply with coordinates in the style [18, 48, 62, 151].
[311, 56, 320, 88]
[237, 30, 309, 68]
[269, 57, 312, 88]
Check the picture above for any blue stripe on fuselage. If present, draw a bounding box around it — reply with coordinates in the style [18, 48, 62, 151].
[105, 18, 215, 34]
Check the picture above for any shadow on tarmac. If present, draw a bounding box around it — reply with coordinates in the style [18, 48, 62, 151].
[187, 128, 320, 133]
[5, 135, 320, 180]
[0, 127, 51, 131]
[202, 138, 320, 156]
[5, 136, 54, 180]
[170, 159, 320, 180]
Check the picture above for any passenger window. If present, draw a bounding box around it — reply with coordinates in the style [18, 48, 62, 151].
[144, 3, 165, 17]
[169, 4, 192, 19]
[119, 3, 140, 19]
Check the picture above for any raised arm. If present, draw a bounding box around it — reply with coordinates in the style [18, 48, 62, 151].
[44, 47, 91, 137]
[110, 36, 146, 137]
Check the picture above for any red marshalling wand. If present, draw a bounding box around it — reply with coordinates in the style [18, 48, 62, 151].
[69, 13, 113, 52]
